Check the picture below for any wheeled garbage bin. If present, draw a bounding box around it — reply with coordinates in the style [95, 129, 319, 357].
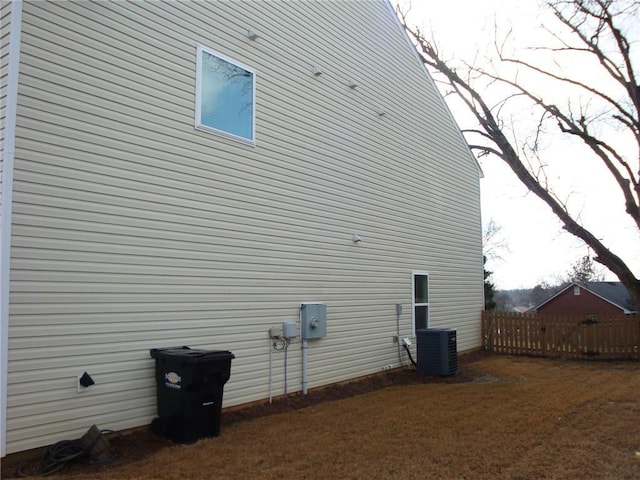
[150, 346, 235, 443]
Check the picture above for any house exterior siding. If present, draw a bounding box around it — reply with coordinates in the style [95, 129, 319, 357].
[2, 0, 22, 459]
[1, 0, 8, 154]
[3, 0, 483, 454]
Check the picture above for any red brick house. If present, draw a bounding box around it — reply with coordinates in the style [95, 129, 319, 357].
[534, 282, 637, 315]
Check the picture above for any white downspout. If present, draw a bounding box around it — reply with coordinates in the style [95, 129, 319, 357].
[1, 0, 22, 458]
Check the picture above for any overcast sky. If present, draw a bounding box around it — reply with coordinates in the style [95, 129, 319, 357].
[399, 0, 640, 290]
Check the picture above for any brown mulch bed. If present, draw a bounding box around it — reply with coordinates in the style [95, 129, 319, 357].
[222, 351, 483, 423]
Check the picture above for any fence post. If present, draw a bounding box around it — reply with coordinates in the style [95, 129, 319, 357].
[540, 315, 546, 357]
[483, 311, 493, 352]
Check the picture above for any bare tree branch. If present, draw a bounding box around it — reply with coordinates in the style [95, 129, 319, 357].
[478, 70, 640, 228]
[398, 0, 640, 305]
[498, 55, 637, 130]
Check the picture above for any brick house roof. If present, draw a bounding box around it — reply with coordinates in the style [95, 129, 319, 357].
[535, 281, 637, 314]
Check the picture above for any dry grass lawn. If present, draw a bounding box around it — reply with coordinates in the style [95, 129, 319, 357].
[7, 353, 640, 479]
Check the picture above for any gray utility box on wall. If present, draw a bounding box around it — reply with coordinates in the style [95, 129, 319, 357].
[416, 328, 458, 376]
[300, 303, 327, 339]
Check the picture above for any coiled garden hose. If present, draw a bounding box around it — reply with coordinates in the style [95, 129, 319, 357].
[18, 427, 118, 477]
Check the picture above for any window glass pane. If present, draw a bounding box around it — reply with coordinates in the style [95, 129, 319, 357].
[414, 275, 428, 303]
[415, 305, 428, 331]
[200, 50, 254, 141]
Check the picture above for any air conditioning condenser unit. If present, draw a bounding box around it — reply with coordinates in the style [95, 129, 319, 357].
[416, 328, 457, 376]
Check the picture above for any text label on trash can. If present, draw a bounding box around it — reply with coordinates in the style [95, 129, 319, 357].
[164, 372, 182, 389]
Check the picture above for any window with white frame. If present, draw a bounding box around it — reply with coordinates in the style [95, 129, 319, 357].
[195, 44, 256, 144]
[412, 271, 429, 334]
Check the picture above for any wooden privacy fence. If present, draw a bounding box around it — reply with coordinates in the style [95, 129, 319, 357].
[482, 311, 640, 360]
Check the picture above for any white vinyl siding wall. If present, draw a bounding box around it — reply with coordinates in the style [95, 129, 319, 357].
[0, 0, 10, 459]
[1, 0, 7, 135]
[1, 0, 22, 458]
[0, 0, 12, 226]
[5, 0, 483, 454]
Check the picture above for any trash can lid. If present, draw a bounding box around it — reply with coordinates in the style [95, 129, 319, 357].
[150, 346, 235, 362]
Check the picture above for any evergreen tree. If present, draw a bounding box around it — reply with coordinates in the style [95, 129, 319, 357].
[484, 256, 497, 310]
[566, 255, 604, 284]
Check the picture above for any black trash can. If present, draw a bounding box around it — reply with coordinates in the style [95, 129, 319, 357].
[149, 346, 235, 443]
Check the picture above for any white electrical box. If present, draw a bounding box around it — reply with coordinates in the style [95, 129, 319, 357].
[282, 321, 298, 339]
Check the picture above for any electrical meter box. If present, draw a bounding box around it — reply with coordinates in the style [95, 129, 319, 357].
[300, 303, 327, 339]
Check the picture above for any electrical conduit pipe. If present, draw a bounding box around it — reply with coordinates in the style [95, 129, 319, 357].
[301, 339, 308, 394]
